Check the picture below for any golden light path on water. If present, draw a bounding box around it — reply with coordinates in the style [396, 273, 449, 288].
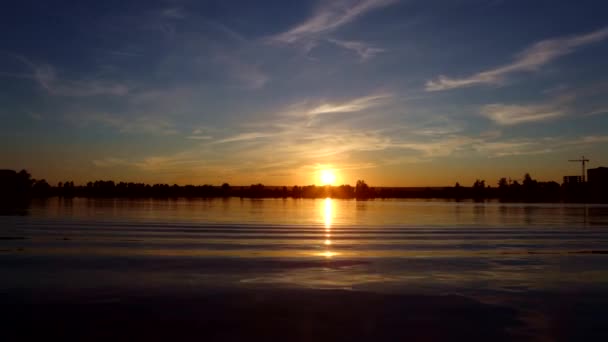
[320, 197, 337, 258]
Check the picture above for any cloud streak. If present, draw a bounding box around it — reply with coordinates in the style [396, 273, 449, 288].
[478, 85, 607, 125]
[161, 7, 185, 19]
[272, 0, 397, 44]
[426, 27, 608, 91]
[215, 132, 275, 144]
[307, 93, 393, 115]
[583, 107, 608, 116]
[328, 38, 385, 61]
[15, 56, 130, 97]
[93, 152, 204, 172]
[481, 103, 564, 125]
[67, 113, 179, 135]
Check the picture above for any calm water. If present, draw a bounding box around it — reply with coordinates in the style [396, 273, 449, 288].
[3, 197, 608, 297]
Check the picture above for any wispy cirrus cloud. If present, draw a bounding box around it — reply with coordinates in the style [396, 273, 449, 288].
[66, 112, 179, 135]
[307, 93, 393, 115]
[161, 7, 185, 19]
[215, 132, 275, 144]
[186, 127, 214, 140]
[218, 54, 269, 89]
[272, 0, 397, 43]
[327, 38, 385, 61]
[89, 92, 608, 182]
[474, 140, 552, 157]
[92, 130, 608, 184]
[92, 157, 132, 168]
[481, 103, 564, 125]
[426, 26, 608, 91]
[204, 94, 395, 158]
[186, 135, 213, 140]
[478, 134, 608, 157]
[583, 107, 608, 116]
[269, 0, 395, 60]
[33, 65, 130, 97]
[479, 85, 608, 125]
[11, 56, 130, 97]
[93, 151, 204, 172]
[185, 127, 213, 139]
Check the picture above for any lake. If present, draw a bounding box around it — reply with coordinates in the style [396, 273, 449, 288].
[2, 197, 608, 340]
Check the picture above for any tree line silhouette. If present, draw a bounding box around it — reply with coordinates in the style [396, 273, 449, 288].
[1, 169, 606, 203]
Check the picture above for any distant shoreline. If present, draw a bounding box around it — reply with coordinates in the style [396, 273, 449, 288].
[18, 193, 608, 204]
[2, 169, 607, 203]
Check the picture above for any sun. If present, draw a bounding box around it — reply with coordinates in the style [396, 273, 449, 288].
[320, 169, 337, 185]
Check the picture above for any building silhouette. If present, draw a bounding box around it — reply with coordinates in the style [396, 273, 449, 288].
[588, 167, 608, 187]
[563, 175, 583, 185]
[586, 167, 608, 202]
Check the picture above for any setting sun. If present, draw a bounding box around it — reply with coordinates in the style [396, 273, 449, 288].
[320, 170, 337, 185]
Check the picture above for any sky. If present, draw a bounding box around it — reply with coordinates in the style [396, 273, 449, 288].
[1, 0, 608, 186]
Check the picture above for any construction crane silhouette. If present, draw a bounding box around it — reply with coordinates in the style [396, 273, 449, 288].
[569, 156, 590, 182]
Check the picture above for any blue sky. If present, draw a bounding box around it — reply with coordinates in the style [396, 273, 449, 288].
[1, 0, 608, 186]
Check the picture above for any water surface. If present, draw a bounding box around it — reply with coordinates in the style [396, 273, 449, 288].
[3, 197, 608, 296]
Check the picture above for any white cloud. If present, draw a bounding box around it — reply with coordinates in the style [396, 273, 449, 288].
[307, 93, 393, 115]
[215, 132, 275, 144]
[474, 134, 608, 158]
[569, 135, 608, 145]
[161, 7, 185, 19]
[583, 107, 608, 116]
[327, 38, 385, 61]
[268, 0, 395, 60]
[474, 140, 550, 157]
[481, 103, 564, 125]
[93, 151, 208, 173]
[14, 56, 130, 97]
[426, 27, 608, 91]
[186, 135, 213, 140]
[391, 136, 477, 158]
[36, 65, 129, 96]
[186, 127, 214, 140]
[209, 51, 269, 89]
[225, 59, 269, 89]
[272, 0, 397, 44]
[67, 113, 179, 135]
[92, 158, 132, 168]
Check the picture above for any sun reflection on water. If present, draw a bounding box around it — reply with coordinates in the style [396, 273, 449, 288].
[320, 198, 337, 257]
[324, 197, 332, 229]
[320, 251, 337, 258]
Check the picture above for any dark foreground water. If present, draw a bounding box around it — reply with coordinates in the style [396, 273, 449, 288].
[2, 198, 608, 340]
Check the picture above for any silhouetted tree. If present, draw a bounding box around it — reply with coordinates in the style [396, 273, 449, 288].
[498, 178, 508, 189]
[220, 183, 231, 197]
[0, 169, 33, 213]
[450, 182, 463, 199]
[31, 179, 52, 197]
[249, 184, 265, 198]
[472, 179, 486, 199]
[355, 180, 371, 199]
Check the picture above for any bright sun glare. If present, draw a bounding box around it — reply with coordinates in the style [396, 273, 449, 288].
[320, 170, 337, 185]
